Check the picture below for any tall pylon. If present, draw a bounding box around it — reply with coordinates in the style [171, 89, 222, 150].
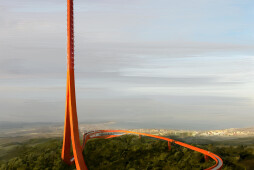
[61, 0, 88, 169]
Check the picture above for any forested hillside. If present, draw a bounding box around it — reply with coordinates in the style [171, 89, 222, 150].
[1, 135, 254, 170]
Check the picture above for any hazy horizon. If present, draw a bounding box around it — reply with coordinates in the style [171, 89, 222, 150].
[1, 0, 254, 130]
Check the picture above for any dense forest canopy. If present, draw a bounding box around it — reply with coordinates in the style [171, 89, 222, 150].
[1, 135, 254, 170]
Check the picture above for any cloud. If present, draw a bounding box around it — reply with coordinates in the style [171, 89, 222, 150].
[0, 0, 254, 129]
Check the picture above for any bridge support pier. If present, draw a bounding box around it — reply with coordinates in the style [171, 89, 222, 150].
[168, 141, 171, 151]
[204, 155, 209, 161]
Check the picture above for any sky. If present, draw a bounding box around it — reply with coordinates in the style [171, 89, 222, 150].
[1, 0, 254, 130]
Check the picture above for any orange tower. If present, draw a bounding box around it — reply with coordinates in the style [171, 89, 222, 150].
[61, 0, 88, 169]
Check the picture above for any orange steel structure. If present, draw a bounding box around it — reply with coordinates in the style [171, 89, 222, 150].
[82, 130, 223, 170]
[61, 0, 88, 169]
[61, 0, 223, 169]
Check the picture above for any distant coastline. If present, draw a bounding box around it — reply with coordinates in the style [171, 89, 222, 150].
[0, 121, 253, 139]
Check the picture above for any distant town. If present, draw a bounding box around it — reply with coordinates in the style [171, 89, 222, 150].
[79, 122, 254, 138]
[128, 127, 254, 137]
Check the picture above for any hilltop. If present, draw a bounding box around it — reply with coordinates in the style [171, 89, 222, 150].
[1, 135, 254, 170]
[0, 122, 254, 169]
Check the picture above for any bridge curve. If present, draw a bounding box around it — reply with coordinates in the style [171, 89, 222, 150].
[78, 130, 223, 170]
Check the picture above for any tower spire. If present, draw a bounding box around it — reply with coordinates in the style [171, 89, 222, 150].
[61, 0, 87, 169]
